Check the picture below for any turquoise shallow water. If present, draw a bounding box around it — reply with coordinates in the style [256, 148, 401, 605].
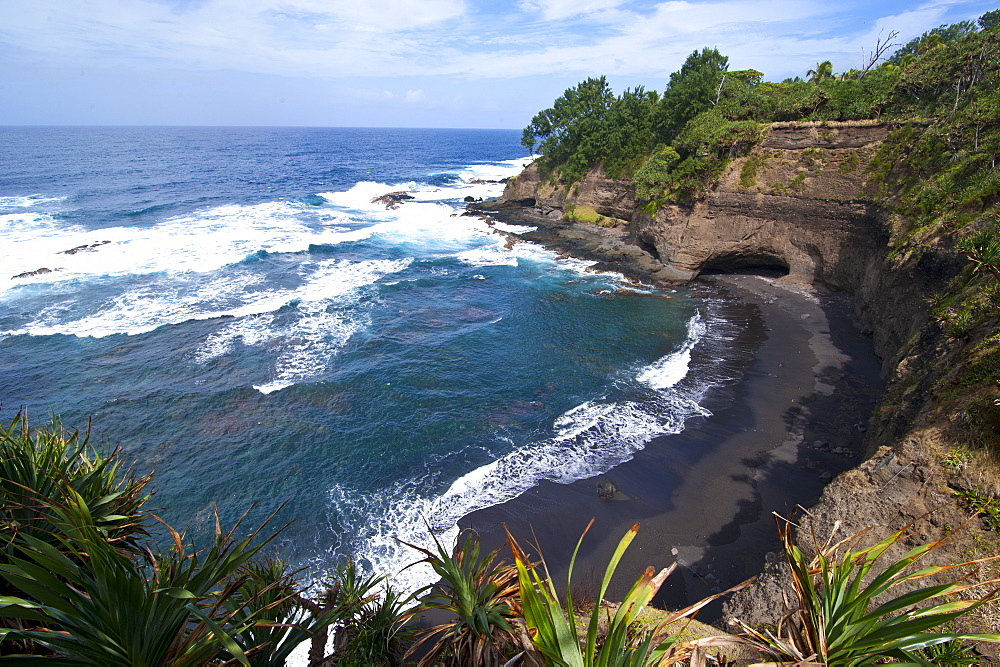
[0, 127, 734, 591]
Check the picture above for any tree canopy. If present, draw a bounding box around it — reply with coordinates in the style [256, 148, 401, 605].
[520, 9, 1000, 206]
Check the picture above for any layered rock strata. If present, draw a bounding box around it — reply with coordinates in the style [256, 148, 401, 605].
[478, 121, 996, 649]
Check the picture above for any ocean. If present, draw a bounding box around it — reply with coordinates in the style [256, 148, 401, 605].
[0, 126, 739, 593]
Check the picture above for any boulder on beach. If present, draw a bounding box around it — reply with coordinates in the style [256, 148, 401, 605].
[597, 478, 618, 499]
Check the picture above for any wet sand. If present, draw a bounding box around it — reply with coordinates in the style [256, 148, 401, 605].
[460, 272, 884, 621]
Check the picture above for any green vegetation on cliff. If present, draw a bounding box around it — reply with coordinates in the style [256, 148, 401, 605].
[523, 10, 1000, 462]
[522, 11, 998, 212]
[865, 18, 1000, 457]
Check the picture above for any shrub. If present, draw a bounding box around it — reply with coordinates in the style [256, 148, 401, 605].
[403, 527, 524, 666]
[734, 513, 1000, 664]
[740, 154, 767, 188]
[508, 520, 750, 666]
[956, 487, 1000, 531]
[0, 412, 152, 565]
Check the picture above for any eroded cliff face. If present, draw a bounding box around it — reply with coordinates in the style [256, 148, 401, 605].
[498, 122, 965, 374]
[494, 121, 997, 645]
[496, 123, 971, 459]
[633, 123, 892, 282]
[500, 161, 638, 222]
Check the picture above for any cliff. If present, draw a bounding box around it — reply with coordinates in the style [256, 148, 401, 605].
[483, 120, 1000, 647]
[494, 122, 968, 370]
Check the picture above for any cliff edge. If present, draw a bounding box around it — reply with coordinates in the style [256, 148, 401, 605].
[480, 120, 1000, 650]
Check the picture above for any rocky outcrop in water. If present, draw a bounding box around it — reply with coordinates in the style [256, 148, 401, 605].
[372, 191, 415, 209]
[60, 240, 110, 255]
[12, 267, 56, 280]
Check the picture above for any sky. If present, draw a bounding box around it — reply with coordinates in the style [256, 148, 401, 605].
[0, 0, 996, 128]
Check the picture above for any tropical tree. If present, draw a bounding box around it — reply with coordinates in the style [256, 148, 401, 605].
[599, 86, 659, 178]
[981, 9, 1000, 31]
[888, 20, 979, 65]
[807, 60, 835, 83]
[521, 76, 615, 180]
[655, 47, 730, 142]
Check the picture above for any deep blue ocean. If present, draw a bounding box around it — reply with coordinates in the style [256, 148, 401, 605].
[0, 126, 736, 593]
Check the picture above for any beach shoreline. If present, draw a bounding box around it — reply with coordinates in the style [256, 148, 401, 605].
[459, 218, 884, 620]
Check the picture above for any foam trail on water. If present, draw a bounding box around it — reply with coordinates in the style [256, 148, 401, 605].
[190, 258, 414, 393]
[0, 201, 359, 291]
[455, 243, 519, 268]
[5, 258, 410, 341]
[316, 156, 531, 211]
[0, 195, 66, 209]
[321, 312, 725, 597]
[637, 313, 707, 389]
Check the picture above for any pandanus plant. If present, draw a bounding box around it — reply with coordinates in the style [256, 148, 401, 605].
[0, 493, 302, 665]
[507, 519, 751, 667]
[402, 527, 528, 666]
[0, 412, 152, 563]
[0, 414, 340, 665]
[957, 227, 1000, 280]
[733, 512, 1000, 665]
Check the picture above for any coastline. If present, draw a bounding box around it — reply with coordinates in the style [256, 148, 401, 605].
[462, 206, 884, 621]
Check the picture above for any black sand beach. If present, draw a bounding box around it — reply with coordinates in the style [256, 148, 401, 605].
[461, 271, 884, 620]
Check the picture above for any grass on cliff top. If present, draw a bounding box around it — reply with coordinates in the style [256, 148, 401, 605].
[768, 119, 890, 129]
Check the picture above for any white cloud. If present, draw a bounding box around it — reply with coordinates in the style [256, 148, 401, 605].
[0, 0, 994, 85]
[283, 0, 467, 31]
[340, 86, 397, 101]
[519, 0, 627, 21]
[404, 89, 426, 102]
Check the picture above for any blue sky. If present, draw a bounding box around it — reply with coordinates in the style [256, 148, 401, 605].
[1, 0, 996, 128]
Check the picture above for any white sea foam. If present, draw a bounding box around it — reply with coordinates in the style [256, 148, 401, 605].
[0, 211, 81, 237]
[251, 305, 368, 394]
[637, 313, 708, 390]
[316, 181, 410, 211]
[327, 392, 708, 596]
[491, 221, 537, 234]
[321, 307, 718, 598]
[14, 272, 278, 338]
[455, 246, 519, 268]
[0, 201, 360, 291]
[458, 157, 533, 183]
[0, 195, 66, 209]
[4, 255, 411, 390]
[317, 185, 497, 252]
[183, 258, 414, 393]
[317, 156, 531, 211]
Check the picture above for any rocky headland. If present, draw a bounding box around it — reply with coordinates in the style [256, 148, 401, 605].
[470, 120, 1000, 652]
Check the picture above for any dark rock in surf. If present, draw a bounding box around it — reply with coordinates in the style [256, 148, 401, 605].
[61, 240, 110, 255]
[372, 192, 415, 210]
[12, 267, 54, 280]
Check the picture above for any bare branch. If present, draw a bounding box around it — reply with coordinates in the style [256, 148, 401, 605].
[858, 29, 900, 79]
